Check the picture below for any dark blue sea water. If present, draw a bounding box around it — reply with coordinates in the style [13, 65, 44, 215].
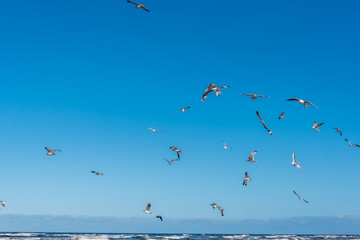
[0, 233, 359, 240]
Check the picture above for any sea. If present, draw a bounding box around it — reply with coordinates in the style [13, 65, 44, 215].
[0, 233, 359, 240]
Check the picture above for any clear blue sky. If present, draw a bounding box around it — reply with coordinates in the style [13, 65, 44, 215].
[0, 0, 360, 231]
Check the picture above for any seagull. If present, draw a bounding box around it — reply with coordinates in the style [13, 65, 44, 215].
[91, 171, 103, 175]
[144, 203, 151, 214]
[210, 202, 219, 209]
[256, 111, 274, 136]
[45, 147, 61, 156]
[334, 128, 342, 136]
[170, 146, 182, 159]
[247, 150, 257, 162]
[345, 139, 360, 147]
[286, 98, 318, 108]
[175, 106, 191, 113]
[201, 82, 229, 101]
[241, 93, 269, 100]
[293, 190, 309, 203]
[126, 0, 150, 12]
[312, 121, 324, 132]
[278, 112, 285, 120]
[243, 172, 251, 186]
[163, 158, 179, 165]
[0, 201, 6, 207]
[291, 153, 303, 172]
[148, 127, 162, 133]
[156, 215, 163, 221]
[222, 140, 232, 150]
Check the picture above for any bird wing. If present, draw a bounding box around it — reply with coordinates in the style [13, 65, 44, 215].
[202, 87, 212, 101]
[218, 85, 229, 88]
[45, 147, 51, 152]
[127, 0, 139, 6]
[170, 159, 179, 163]
[245, 172, 249, 178]
[318, 122, 325, 127]
[241, 93, 254, 96]
[183, 106, 190, 110]
[220, 208, 224, 216]
[293, 190, 301, 199]
[292, 153, 296, 165]
[223, 141, 228, 148]
[303, 199, 309, 203]
[146, 204, 151, 211]
[177, 152, 180, 159]
[286, 98, 300, 102]
[257, 95, 268, 98]
[140, 5, 150, 12]
[250, 151, 257, 158]
[305, 101, 319, 109]
[354, 144, 360, 147]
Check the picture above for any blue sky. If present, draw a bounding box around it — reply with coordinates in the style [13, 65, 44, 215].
[0, 0, 360, 233]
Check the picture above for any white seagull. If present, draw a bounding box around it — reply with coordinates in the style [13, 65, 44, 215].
[45, 147, 61, 156]
[286, 98, 318, 108]
[175, 106, 191, 113]
[0, 200, 6, 207]
[222, 140, 232, 150]
[334, 128, 342, 136]
[278, 112, 285, 120]
[312, 121, 324, 132]
[170, 146, 182, 159]
[148, 127, 162, 133]
[247, 150, 257, 162]
[163, 158, 179, 165]
[293, 190, 309, 203]
[201, 82, 229, 101]
[241, 93, 269, 100]
[292, 153, 303, 172]
[126, 0, 150, 12]
[91, 171, 104, 176]
[256, 111, 274, 136]
[144, 203, 152, 214]
[243, 172, 251, 186]
[345, 139, 360, 147]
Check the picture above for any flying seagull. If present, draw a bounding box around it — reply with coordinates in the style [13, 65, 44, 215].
[293, 190, 309, 203]
[334, 128, 342, 136]
[241, 93, 269, 100]
[292, 153, 303, 172]
[256, 111, 274, 136]
[222, 140, 232, 150]
[175, 106, 191, 113]
[45, 147, 61, 156]
[345, 139, 360, 147]
[91, 171, 103, 176]
[144, 203, 151, 214]
[312, 121, 324, 132]
[247, 150, 257, 162]
[278, 112, 285, 120]
[163, 158, 179, 165]
[148, 127, 162, 133]
[210, 203, 224, 216]
[170, 146, 182, 159]
[126, 0, 150, 12]
[201, 82, 229, 101]
[0, 200, 5, 207]
[156, 215, 163, 221]
[286, 98, 318, 108]
[243, 172, 251, 186]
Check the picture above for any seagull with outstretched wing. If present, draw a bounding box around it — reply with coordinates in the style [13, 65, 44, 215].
[278, 112, 285, 120]
[312, 121, 324, 132]
[222, 140, 232, 150]
[45, 147, 61, 156]
[148, 127, 162, 133]
[0, 200, 6, 207]
[91, 171, 103, 175]
[175, 106, 191, 113]
[163, 158, 179, 165]
[256, 111, 274, 136]
[126, 0, 150, 12]
[286, 98, 318, 108]
[201, 82, 229, 101]
[241, 93, 269, 100]
[243, 172, 251, 186]
[144, 203, 152, 214]
[345, 139, 360, 147]
[247, 150, 257, 162]
[293, 190, 309, 203]
[291, 153, 303, 172]
[156, 215, 163, 221]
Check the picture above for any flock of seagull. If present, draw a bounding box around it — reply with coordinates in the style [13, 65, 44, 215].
[2, 0, 357, 222]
